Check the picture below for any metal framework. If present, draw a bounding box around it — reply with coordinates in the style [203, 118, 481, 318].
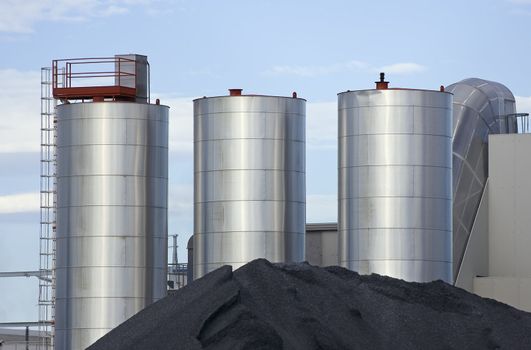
[167, 234, 188, 290]
[167, 263, 188, 290]
[39, 67, 57, 350]
[514, 113, 531, 133]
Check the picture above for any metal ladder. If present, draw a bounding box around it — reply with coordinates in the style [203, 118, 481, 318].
[39, 67, 57, 350]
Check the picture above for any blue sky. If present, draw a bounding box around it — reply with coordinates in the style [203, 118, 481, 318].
[1, 0, 531, 323]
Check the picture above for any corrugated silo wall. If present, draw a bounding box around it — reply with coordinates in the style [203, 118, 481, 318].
[338, 88, 453, 283]
[193, 95, 306, 278]
[55, 102, 169, 350]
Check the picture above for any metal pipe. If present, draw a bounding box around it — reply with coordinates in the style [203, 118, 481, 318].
[147, 61, 150, 102]
[172, 234, 178, 273]
[0, 271, 42, 278]
[0, 271, 51, 282]
[187, 236, 194, 282]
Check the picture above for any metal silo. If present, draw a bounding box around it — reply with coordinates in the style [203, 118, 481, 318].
[193, 89, 306, 278]
[338, 74, 453, 283]
[446, 78, 516, 279]
[53, 55, 169, 350]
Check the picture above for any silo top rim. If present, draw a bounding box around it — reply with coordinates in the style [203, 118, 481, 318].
[193, 94, 306, 102]
[57, 100, 170, 108]
[338, 88, 453, 95]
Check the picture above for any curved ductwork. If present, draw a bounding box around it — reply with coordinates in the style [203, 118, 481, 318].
[446, 78, 516, 279]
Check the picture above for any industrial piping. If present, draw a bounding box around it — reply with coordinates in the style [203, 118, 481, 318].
[446, 78, 516, 279]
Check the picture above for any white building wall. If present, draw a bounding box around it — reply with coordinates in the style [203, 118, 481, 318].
[454, 182, 489, 291]
[473, 134, 531, 312]
[488, 134, 531, 277]
[474, 277, 531, 312]
[305, 223, 338, 267]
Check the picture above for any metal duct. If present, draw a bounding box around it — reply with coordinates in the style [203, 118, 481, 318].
[446, 78, 516, 279]
[55, 102, 169, 350]
[338, 86, 453, 283]
[193, 92, 306, 279]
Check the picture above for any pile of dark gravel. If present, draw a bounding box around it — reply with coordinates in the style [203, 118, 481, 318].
[89, 259, 531, 350]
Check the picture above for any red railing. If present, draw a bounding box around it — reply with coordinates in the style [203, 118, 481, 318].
[52, 56, 137, 100]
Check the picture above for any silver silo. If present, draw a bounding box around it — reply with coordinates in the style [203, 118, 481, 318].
[446, 78, 516, 279]
[193, 89, 306, 278]
[338, 75, 453, 283]
[54, 56, 169, 350]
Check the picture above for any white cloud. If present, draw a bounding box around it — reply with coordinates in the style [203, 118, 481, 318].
[264, 60, 368, 77]
[375, 62, 427, 75]
[0, 69, 41, 153]
[0, 192, 39, 214]
[0, 0, 164, 33]
[100, 4, 129, 16]
[265, 60, 427, 77]
[158, 96, 338, 152]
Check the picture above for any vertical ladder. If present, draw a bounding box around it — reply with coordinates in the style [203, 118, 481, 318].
[39, 67, 56, 350]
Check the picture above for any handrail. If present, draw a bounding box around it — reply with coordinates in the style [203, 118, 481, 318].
[496, 113, 531, 134]
[52, 57, 136, 63]
[52, 56, 137, 90]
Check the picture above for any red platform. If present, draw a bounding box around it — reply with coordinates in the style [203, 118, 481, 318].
[52, 86, 137, 101]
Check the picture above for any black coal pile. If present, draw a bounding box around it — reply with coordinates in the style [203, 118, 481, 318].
[89, 259, 531, 350]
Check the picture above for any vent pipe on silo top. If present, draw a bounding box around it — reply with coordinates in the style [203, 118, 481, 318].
[375, 72, 389, 90]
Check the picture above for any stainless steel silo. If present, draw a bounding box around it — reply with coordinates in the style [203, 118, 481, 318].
[338, 76, 453, 283]
[55, 101, 169, 350]
[193, 90, 306, 278]
[446, 78, 516, 279]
